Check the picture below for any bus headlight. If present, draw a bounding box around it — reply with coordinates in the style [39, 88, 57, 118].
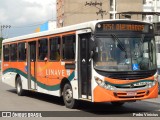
[146, 81, 156, 88]
[154, 74, 158, 81]
[94, 76, 115, 90]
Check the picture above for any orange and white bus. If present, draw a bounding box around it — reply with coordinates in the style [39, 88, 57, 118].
[1, 20, 159, 108]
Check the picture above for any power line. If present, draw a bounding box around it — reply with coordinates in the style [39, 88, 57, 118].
[12, 19, 56, 28]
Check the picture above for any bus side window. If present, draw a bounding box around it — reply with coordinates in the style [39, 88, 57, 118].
[10, 44, 17, 61]
[49, 37, 60, 61]
[18, 42, 26, 61]
[3, 45, 10, 61]
[62, 34, 76, 60]
[38, 38, 48, 61]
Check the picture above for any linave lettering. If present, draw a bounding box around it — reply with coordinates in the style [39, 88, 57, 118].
[46, 69, 65, 76]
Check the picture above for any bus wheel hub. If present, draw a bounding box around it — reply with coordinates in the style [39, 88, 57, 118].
[65, 89, 72, 102]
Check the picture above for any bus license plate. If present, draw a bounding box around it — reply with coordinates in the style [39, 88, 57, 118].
[127, 91, 136, 96]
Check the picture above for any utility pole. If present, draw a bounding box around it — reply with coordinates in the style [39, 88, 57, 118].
[85, 1, 107, 19]
[0, 25, 11, 38]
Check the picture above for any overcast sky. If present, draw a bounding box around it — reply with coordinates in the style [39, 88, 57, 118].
[0, 0, 56, 38]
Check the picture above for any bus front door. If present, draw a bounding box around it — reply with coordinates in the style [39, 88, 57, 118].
[78, 32, 91, 99]
[27, 41, 37, 90]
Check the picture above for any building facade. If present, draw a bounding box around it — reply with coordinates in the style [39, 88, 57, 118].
[143, 0, 160, 22]
[56, 0, 143, 27]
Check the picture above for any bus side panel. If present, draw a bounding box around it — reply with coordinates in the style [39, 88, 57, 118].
[20, 75, 28, 90]
[2, 62, 15, 88]
[14, 62, 28, 90]
[2, 62, 28, 89]
[36, 62, 60, 95]
[35, 61, 77, 97]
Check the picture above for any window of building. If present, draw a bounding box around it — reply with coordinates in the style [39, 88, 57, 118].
[38, 38, 48, 61]
[142, 15, 147, 21]
[62, 34, 76, 60]
[115, 0, 116, 11]
[110, 14, 113, 19]
[49, 37, 60, 61]
[110, 0, 113, 6]
[10, 44, 17, 61]
[143, 0, 147, 4]
[18, 42, 26, 61]
[3, 45, 10, 61]
[125, 15, 131, 19]
[156, 44, 160, 53]
[110, 0, 114, 11]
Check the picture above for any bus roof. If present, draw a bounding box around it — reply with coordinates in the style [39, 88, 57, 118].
[3, 19, 151, 44]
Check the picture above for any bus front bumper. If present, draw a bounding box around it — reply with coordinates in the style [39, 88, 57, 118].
[93, 82, 158, 102]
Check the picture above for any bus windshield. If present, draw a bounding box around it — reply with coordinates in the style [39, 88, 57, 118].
[93, 34, 157, 71]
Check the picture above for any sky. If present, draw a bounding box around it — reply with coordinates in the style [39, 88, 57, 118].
[0, 0, 56, 38]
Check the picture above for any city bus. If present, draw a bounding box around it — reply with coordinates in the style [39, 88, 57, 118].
[1, 20, 159, 108]
[154, 22, 160, 93]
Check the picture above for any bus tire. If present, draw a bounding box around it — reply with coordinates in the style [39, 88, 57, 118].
[16, 76, 25, 96]
[111, 102, 125, 106]
[63, 83, 78, 109]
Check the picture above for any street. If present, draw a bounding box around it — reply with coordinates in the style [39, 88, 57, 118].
[0, 77, 160, 118]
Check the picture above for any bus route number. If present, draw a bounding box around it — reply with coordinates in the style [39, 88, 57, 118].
[102, 23, 145, 32]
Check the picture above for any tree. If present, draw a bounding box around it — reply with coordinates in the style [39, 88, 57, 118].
[0, 37, 4, 60]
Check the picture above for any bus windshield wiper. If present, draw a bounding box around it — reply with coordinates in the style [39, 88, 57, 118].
[111, 34, 126, 52]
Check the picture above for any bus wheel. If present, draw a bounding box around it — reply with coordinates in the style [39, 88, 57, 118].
[16, 77, 25, 96]
[63, 83, 77, 109]
[111, 102, 125, 106]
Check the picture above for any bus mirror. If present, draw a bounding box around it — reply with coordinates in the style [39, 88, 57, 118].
[89, 37, 96, 51]
[90, 51, 94, 58]
[89, 37, 96, 59]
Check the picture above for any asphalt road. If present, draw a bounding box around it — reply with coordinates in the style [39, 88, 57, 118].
[0, 78, 160, 119]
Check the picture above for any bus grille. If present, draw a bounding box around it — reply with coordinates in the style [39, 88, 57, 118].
[114, 90, 148, 99]
[115, 85, 146, 89]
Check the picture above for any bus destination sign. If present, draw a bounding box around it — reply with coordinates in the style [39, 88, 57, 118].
[96, 22, 151, 33]
[102, 24, 144, 31]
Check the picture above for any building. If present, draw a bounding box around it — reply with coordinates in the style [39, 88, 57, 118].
[143, 0, 160, 22]
[56, 0, 108, 28]
[56, 0, 143, 28]
[143, 0, 160, 68]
